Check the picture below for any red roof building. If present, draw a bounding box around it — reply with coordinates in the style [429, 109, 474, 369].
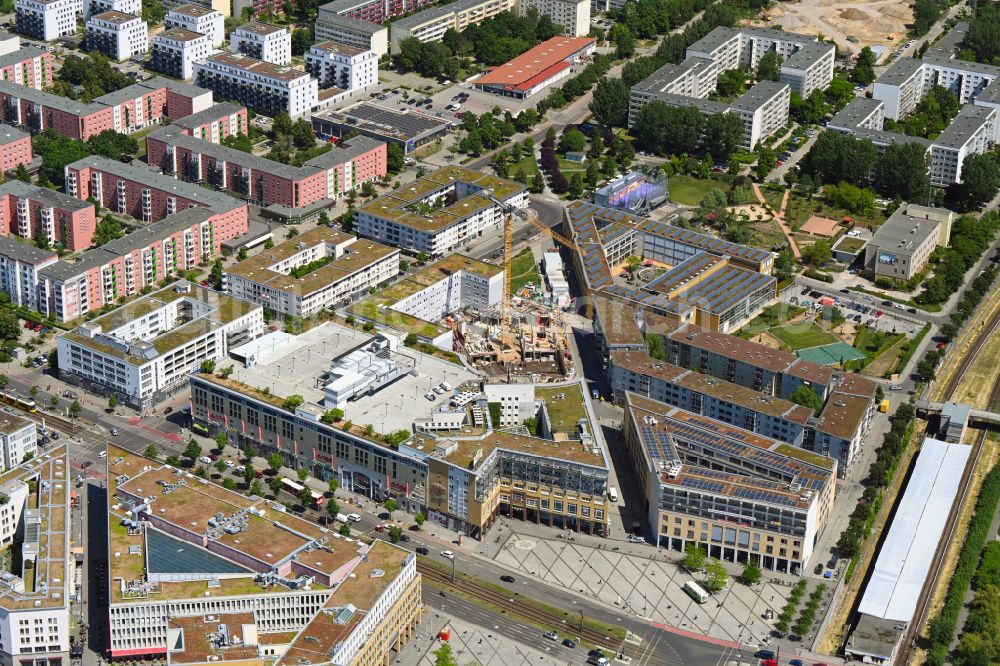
[474, 36, 596, 99]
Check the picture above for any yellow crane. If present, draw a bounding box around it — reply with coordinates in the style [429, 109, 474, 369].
[478, 190, 578, 351]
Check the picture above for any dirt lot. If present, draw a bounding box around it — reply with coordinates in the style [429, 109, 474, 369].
[754, 0, 913, 54]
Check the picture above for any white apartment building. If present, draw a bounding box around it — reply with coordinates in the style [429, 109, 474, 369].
[519, 0, 590, 37]
[193, 52, 318, 118]
[86, 11, 148, 61]
[231, 22, 291, 65]
[56, 281, 264, 409]
[224, 227, 400, 318]
[355, 167, 528, 256]
[392, 260, 503, 322]
[86, 0, 139, 18]
[150, 28, 211, 80]
[482, 383, 535, 427]
[0, 237, 57, 313]
[304, 40, 377, 92]
[164, 3, 223, 47]
[0, 452, 71, 666]
[0, 414, 35, 470]
[729, 80, 791, 149]
[15, 0, 79, 41]
[779, 41, 835, 98]
[390, 0, 515, 53]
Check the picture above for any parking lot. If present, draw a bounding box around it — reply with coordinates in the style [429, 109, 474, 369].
[783, 284, 925, 338]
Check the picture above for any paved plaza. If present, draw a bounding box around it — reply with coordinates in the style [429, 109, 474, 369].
[493, 532, 808, 648]
[399, 616, 573, 666]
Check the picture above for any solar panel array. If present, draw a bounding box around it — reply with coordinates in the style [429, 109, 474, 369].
[637, 219, 771, 264]
[681, 476, 727, 493]
[731, 485, 800, 507]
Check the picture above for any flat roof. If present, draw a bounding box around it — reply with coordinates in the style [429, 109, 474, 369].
[91, 10, 141, 23]
[475, 36, 596, 91]
[857, 438, 971, 622]
[225, 227, 398, 296]
[202, 52, 309, 83]
[155, 28, 207, 42]
[0, 447, 70, 611]
[309, 40, 366, 57]
[874, 57, 925, 87]
[168, 613, 261, 665]
[611, 350, 812, 423]
[869, 207, 944, 256]
[413, 425, 606, 472]
[173, 102, 246, 129]
[934, 104, 995, 149]
[829, 97, 884, 130]
[237, 22, 287, 35]
[170, 3, 219, 17]
[0, 122, 27, 144]
[0, 234, 58, 265]
[312, 102, 451, 142]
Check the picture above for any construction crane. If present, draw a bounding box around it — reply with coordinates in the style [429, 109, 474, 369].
[478, 189, 578, 352]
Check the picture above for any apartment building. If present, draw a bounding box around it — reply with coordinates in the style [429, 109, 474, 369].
[354, 167, 528, 257]
[0, 41, 52, 90]
[146, 128, 386, 210]
[231, 22, 291, 65]
[57, 281, 262, 407]
[0, 413, 35, 470]
[315, 0, 430, 57]
[86, 11, 148, 61]
[390, 0, 516, 53]
[565, 201, 776, 333]
[0, 450, 71, 666]
[519, 0, 590, 37]
[807, 373, 878, 478]
[624, 393, 837, 574]
[608, 350, 812, 446]
[0, 123, 32, 171]
[165, 3, 223, 47]
[105, 446, 421, 663]
[0, 76, 212, 140]
[304, 41, 376, 92]
[780, 41, 836, 97]
[194, 53, 317, 118]
[86, 0, 139, 18]
[150, 28, 211, 81]
[171, 101, 248, 142]
[0, 236, 57, 312]
[15, 0, 78, 41]
[863, 202, 954, 281]
[0, 179, 97, 251]
[348, 254, 503, 348]
[223, 227, 400, 317]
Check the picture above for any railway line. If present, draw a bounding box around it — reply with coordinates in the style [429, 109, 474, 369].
[416, 560, 622, 652]
[894, 299, 1000, 663]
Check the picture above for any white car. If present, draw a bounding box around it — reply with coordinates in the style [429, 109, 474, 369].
[98, 450, 107, 458]
[425, 392, 436, 401]
[199, 456, 212, 464]
[347, 513, 362, 522]
[224, 460, 235, 468]
[440, 550, 454, 559]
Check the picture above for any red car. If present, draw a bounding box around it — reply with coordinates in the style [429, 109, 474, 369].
[937, 341, 947, 349]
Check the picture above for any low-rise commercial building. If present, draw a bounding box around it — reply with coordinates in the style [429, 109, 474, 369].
[0, 449, 71, 666]
[0, 179, 97, 251]
[15, 0, 78, 41]
[224, 227, 399, 317]
[150, 28, 211, 81]
[863, 202, 953, 281]
[566, 201, 776, 333]
[0, 123, 32, 171]
[0, 236, 57, 312]
[231, 22, 291, 65]
[146, 128, 386, 211]
[86, 11, 148, 61]
[355, 166, 527, 257]
[473, 36, 596, 99]
[624, 392, 837, 574]
[165, 3, 223, 47]
[57, 281, 263, 408]
[310, 101, 452, 154]
[389, 0, 515, 53]
[105, 445, 421, 663]
[519, 0, 590, 36]
[304, 41, 376, 92]
[194, 53, 317, 118]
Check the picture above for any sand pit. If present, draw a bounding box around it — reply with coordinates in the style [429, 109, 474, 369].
[800, 215, 842, 237]
[755, 0, 913, 54]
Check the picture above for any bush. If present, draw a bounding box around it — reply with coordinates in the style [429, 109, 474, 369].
[803, 269, 833, 283]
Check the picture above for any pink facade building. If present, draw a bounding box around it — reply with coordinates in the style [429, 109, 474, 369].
[172, 102, 248, 143]
[0, 76, 213, 140]
[0, 46, 52, 90]
[146, 122, 386, 212]
[38, 156, 249, 321]
[0, 180, 96, 251]
[0, 123, 32, 172]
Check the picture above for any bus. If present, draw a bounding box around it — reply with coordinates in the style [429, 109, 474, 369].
[683, 580, 709, 604]
[281, 478, 325, 508]
[191, 422, 209, 436]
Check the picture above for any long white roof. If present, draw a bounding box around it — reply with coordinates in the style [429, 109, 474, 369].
[857, 437, 971, 622]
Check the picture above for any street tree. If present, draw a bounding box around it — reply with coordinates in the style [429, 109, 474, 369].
[268, 453, 284, 473]
[589, 78, 630, 127]
[184, 440, 202, 460]
[703, 113, 744, 161]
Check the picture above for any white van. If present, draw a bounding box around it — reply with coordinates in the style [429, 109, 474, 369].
[335, 513, 349, 523]
[608, 487, 618, 503]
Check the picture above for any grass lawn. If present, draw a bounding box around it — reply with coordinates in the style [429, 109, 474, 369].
[669, 175, 728, 206]
[510, 249, 540, 292]
[740, 305, 805, 337]
[536, 384, 587, 434]
[784, 194, 885, 232]
[834, 237, 866, 253]
[508, 155, 539, 177]
[768, 322, 839, 350]
[557, 157, 587, 173]
[761, 185, 786, 212]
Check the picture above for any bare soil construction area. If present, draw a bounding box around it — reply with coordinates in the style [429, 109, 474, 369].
[753, 0, 913, 54]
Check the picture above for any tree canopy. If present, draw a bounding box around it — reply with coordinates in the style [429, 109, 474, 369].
[873, 142, 930, 203]
[703, 113, 744, 161]
[633, 102, 703, 155]
[800, 131, 878, 187]
[589, 78, 630, 127]
[953, 153, 1000, 212]
[757, 51, 782, 81]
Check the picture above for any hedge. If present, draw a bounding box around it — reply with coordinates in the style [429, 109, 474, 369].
[926, 462, 1000, 665]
